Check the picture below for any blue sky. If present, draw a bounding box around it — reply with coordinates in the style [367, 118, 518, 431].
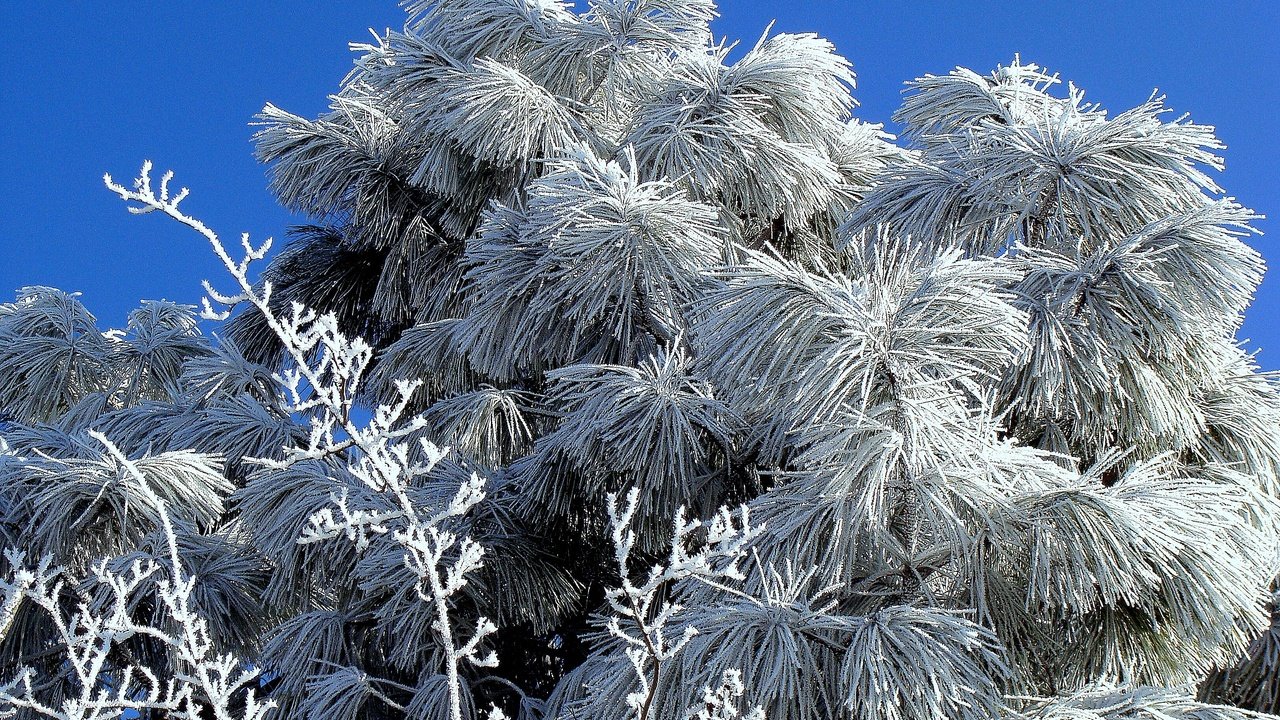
[1, 2, 1277, 367]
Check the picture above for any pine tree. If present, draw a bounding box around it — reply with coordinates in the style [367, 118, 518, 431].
[4, 2, 1280, 720]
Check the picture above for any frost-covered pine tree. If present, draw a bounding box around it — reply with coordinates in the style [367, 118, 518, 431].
[4, 2, 1280, 720]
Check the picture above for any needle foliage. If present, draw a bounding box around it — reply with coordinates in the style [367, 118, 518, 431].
[3, 2, 1279, 720]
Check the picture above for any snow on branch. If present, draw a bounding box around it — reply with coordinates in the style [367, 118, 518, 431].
[0, 433, 272, 720]
[604, 488, 763, 720]
[104, 162, 499, 720]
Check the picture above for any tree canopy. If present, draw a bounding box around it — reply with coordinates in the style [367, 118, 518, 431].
[3, 2, 1279, 720]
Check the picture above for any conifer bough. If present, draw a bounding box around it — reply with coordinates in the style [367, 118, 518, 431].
[2, 2, 1279, 719]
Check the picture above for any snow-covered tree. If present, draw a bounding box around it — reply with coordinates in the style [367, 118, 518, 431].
[4, 2, 1279, 720]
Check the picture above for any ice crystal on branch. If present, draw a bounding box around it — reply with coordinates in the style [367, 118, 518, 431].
[602, 489, 760, 720]
[0, 433, 272, 720]
[103, 163, 500, 720]
[3, 3, 1278, 720]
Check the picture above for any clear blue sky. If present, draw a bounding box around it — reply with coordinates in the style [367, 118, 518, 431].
[1, 2, 1277, 367]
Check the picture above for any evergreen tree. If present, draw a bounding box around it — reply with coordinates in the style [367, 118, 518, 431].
[3, 2, 1279, 720]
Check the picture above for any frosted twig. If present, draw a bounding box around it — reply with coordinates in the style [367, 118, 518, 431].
[105, 164, 497, 720]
